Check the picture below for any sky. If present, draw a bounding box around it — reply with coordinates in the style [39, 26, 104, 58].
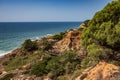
[0, 0, 112, 22]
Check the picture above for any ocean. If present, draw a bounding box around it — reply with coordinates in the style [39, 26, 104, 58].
[0, 22, 82, 56]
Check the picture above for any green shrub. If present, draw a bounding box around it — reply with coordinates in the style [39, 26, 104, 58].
[60, 51, 80, 62]
[4, 56, 27, 70]
[30, 51, 81, 77]
[110, 60, 120, 66]
[43, 42, 52, 51]
[87, 44, 106, 60]
[58, 51, 80, 74]
[71, 69, 83, 80]
[30, 53, 52, 76]
[52, 32, 66, 40]
[22, 39, 38, 51]
[22, 70, 30, 74]
[77, 28, 84, 31]
[81, 44, 108, 68]
[83, 20, 90, 27]
[69, 29, 74, 31]
[81, 57, 92, 69]
[31, 61, 48, 76]
[46, 56, 65, 76]
[0, 73, 15, 80]
[4, 53, 40, 71]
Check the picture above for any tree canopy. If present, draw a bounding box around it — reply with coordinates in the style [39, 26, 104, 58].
[81, 0, 120, 66]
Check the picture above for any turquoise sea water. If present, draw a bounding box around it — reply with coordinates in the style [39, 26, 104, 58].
[0, 22, 81, 56]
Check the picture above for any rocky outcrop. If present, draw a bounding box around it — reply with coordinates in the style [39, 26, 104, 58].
[76, 62, 120, 80]
[52, 30, 82, 54]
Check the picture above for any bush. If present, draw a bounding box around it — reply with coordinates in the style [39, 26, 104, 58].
[110, 60, 120, 66]
[81, 57, 93, 69]
[46, 56, 65, 76]
[30, 53, 51, 76]
[4, 56, 27, 70]
[52, 32, 66, 40]
[87, 44, 106, 60]
[22, 39, 38, 51]
[77, 28, 84, 31]
[83, 20, 90, 27]
[43, 42, 52, 51]
[22, 70, 30, 74]
[0, 73, 15, 80]
[71, 69, 83, 80]
[81, 44, 107, 68]
[31, 61, 48, 76]
[30, 51, 81, 77]
[4, 53, 40, 71]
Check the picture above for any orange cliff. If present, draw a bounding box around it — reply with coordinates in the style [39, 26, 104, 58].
[76, 62, 120, 80]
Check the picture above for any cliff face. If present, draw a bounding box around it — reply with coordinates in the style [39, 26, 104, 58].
[76, 62, 120, 80]
[47, 29, 87, 60]
[52, 30, 82, 53]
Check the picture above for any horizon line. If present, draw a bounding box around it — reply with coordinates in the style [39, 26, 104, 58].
[0, 21, 83, 23]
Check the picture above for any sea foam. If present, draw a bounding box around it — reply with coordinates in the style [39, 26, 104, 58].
[0, 50, 12, 57]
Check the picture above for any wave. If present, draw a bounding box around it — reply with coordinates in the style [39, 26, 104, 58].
[0, 34, 53, 57]
[42, 34, 53, 38]
[30, 36, 41, 41]
[0, 50, 13, 57]
[30, 34, 53, 41]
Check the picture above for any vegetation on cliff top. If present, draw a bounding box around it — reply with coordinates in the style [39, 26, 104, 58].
[81, 0, 120, 67]
[22, 39, 38, 51]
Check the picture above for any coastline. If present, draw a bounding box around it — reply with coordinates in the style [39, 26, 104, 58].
[0, 48, 19, 58]
[0, 33, 63, 57]
[0, 50, 13, 58]
[0, 22, 81, 57]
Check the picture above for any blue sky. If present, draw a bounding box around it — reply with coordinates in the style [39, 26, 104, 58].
[0, 0, 112, 22]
